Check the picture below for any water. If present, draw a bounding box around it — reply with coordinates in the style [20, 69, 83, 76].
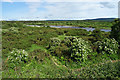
[50, 26, 111, 32]
[26, 25, 42, 27]
[26, 25, 111, 32]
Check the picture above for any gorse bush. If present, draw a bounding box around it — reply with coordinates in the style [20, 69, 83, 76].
[48, 36, 92, 62]
[63, 36, 76, 47]
[68, 37, 92, 62]
[48, 38, 61, 54]
[8, 48, 28, 68]
[95, 38, 119, 54]
[50, 38, 61, 46]
[8, 27, 19, 33]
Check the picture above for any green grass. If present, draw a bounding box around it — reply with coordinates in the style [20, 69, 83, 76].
[2, 55, 120, 78]
[2, 57, 70, 78]
[28, 44, 48, 53]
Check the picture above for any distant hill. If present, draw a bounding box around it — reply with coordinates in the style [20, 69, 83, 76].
[86, 18, 116, 22]
[45, 18, 116, 21]
[2, 18, 117, 21]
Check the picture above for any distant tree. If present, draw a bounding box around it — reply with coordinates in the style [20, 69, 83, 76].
[111, 18, 120, 44]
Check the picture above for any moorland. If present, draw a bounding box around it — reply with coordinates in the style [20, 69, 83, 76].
[2, 19, 120, 78]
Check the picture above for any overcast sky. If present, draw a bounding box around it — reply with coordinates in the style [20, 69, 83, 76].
[2, 0, 119, 20]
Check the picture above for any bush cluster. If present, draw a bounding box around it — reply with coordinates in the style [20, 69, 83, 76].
[95, 38, 119, 54]
[111, 18, 120, 44]
[73, 61, 120, 78]
[8, 48, 28, 68]
[48, 36, 119, 62]
[48, 36, 92, 62]
[65, 37, 92, 62]
[48, 38, 61, 54]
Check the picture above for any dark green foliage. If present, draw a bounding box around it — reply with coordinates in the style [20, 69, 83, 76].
[48, 38, 61, 54]
[65, 29, 88, 36]
[92, 28, 103, 42]
[63, 36, 76, 47]
[2, 21, 26, 29]
[54, 44, 69, 57]
[29, 49, 50, 63]
[73, 61, 120, 78]
[111, 18, 120, 43]
[48, 38, 69, 57]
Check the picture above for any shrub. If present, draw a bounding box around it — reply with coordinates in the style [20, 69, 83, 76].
[47, 26, 50, 28]
[95, 38, 119, 54]
[57, 31, 64, 35]
[49, 38, 61, 46]
[15, 22, 25, 28]
[111, 18, 120, 43]
[92, 28, 103, 42]
[7, 48, 28, 68]
[29, 49, 49, 63]
[48, 36, 92, 62]
[63, 36, 92, 62]
[48, 38, 61, 54]
[76, 61, 120, 78]
[69, 37, 92, 62]
[54, 43, 69, 57]
[8, 27, 19, 33]
[63, 36, 77, 47]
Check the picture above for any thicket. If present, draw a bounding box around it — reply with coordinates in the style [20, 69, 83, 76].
[64, 37, 92, 62]
[7, 48, 29, 69]
[95, 38, 119, 54]
[48, 36, 119, 63]
[92, 28, 103, 42]
[111, 18, 120, 44]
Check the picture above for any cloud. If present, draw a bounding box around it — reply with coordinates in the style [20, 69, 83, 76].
[3, 0, 120, 2]
[24, 0, 43, 2]
[2, 0, 118, 20]
[2, 0, 13, 2]
[23, 0, 41, 13]
[26, 2, 41, 13]
[33, 2, 117, 20]
[100, 2, 115, 8]
[2, 0, 119, 15]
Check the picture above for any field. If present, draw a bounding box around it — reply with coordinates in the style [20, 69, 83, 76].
[2, 20, 120, 79]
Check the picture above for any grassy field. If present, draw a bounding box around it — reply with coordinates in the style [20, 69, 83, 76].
[2, 20, 120, 79]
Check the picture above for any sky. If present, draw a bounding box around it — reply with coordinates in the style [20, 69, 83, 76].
[1, 0, 119, 20]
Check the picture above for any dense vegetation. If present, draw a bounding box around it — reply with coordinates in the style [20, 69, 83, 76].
[2, 20, 120, 79]
[2, 20, 113, 29]
[111, 18, 120, 44]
